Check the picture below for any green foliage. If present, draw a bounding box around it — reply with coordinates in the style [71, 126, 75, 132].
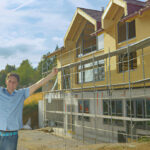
[0, 64, 16, 87]
[39, 53, 57, 77]
[0, 60, 40, 88]
[138, 136, 150, 142]
[37, 60, 42, 78]
[55, 44, 59, 51]
[14, 60, 39, 87]
[5, 64, 16, 73]
[0, 70, 7, 87]
[0, 45, 58, 88]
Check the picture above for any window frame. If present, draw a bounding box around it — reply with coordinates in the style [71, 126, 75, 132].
[77, 60, 105, 84]
[118, 52, 137, 73]
[117, 20, 136, 43]
[103, 99, 123, 126]
[78, 100, 90, 122]
[62, 68, 70, 89]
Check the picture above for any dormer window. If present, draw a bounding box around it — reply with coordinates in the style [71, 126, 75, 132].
[76, 23, 96, 57]
[118, 20, 136, 43]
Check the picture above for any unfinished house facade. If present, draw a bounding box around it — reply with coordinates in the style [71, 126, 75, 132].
[42, 0, 150, 143]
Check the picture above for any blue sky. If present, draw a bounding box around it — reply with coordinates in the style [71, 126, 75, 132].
[0, 0, 146, 70]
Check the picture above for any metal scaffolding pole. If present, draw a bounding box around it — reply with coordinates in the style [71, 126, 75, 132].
[127, 46, 133, 141]
[46, 110, 150, 121]
[43, 59, 49, 127]
[60, 48, 67, 150]
[42, 34, 150, 146]
[142, 48, 147, 123]
[56, 37, 150, 71]
[92, 53, 97, 143]
[69, 48, 72, 132]
[108, 49, 114, 142]
[79, 39, 85, 143]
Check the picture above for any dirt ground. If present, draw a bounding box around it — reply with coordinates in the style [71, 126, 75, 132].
[17, 128, 150, 150]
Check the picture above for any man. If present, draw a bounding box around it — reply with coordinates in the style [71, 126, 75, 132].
[0, 68, 58, 150]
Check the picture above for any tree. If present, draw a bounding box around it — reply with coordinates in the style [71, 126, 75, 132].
[0, 64, 16, 87]
[36, 58, 43, 79]
[0, 45, 58, 89]
[5, 64, 16, 73]
[15, 60, 38, 88]
[55, 44, 59, 51]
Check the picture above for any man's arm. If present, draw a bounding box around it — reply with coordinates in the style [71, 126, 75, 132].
[29, 68, 58, 95]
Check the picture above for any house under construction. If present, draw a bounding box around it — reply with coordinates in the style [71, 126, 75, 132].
[41, 0, 150, 143]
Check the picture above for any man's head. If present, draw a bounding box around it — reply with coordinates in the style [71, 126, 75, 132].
[6, 73, 20, 93]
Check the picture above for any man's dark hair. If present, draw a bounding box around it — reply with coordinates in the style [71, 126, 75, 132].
[6, 73, 20, 82]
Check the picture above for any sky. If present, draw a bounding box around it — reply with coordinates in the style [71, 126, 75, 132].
[0, 0, 146, 70]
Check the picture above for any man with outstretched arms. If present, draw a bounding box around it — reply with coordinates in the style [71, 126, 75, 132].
[0, 68, 58, 150]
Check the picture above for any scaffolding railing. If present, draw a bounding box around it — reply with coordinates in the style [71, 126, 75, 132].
[42, 36, 150, 148]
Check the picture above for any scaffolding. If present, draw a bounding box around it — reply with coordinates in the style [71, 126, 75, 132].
[41, 36, 150, 147]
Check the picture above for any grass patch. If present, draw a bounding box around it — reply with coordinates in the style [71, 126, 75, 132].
[138, 137, 150, 142]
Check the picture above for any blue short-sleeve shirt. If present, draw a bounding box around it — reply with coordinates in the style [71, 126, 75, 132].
[0, 87, 30, 131]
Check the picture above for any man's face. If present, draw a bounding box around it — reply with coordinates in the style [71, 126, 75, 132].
[5, 76, 18, 93]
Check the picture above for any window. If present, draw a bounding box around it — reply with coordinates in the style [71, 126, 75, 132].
[76, 23, 96, 58]
[126, 100, 134, 117]
[103, 119, 123, 126]
[84, 100, 90, 113]
[118, 52, 137, 73]
[84, 63, 93, 82]
[128, 20, 136, 39]
[118, 20, 136, 43]
[116, 101, 122, 116]
[103, 100, 123, 126]
[76, 41, 96, 57]
[62, 68, 70, 89]
[126, 98, 150, 118]
[103, 100, 109, 115]
[103, 100, 123, 116]
[97, 33, 104, 50]
[78, 100, 90, 121]
[136, 100, 144, 118]
[94, 60, 105, 81]
[112, 101, 116, 116]
[77, 60, 105, 84]
[146, 101, 150, 118]
[135, 121, 150, 130]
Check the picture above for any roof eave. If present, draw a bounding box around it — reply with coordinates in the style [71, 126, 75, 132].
[64, 8, 98, 45]
[102, 0, 127, 29]
[121, 5, 150, 22]
[46, 47, 64, 58]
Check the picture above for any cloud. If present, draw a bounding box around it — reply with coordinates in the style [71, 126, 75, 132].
[0, 0, 71, 70]
[34, 12, 70, 32]
[52, 37, 64, 46]
[67, 0, 93, 8]
[12, 0, 34, 11]
[0, 37, 47, 57]
[0, 0, 110, 70]
[0, 52, 43, 69]
[0, 36, 49, 70]
[0, 1, 70, 36]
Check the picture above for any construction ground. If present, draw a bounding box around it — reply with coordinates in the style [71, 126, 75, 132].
[18, 128, 150, 150]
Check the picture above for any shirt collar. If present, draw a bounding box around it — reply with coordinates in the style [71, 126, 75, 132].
[3, 88, 16, 96]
